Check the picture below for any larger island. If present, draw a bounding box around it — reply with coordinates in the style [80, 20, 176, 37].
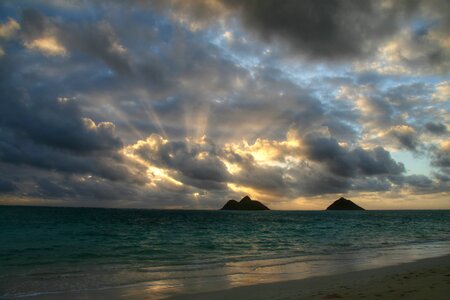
[221, 196, 270, 210]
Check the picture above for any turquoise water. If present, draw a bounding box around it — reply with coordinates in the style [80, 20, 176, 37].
[1, 206, 449, 298]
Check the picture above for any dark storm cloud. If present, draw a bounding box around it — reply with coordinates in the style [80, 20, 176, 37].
[433, 172, 450, 191]
[0, 126, 144, 183]
[222, 0, 396, 59]
[431, 144, 450, 169]
[300, 175, 350, 195]
[0, 81, 123, 154]
[303, 134, 405, 177]
[388, 173, 448, 194]
[405, 175, 433, 189]
[62, 22, 132, 75]
[0, 178, 17, 193]
[322, 119, 358, 142]
[389, 127, 420, 151]
[425, 122, 447, 135]
[20, 9, 49, 40]
[288, 170, 392, 197]
[0, 100, 123, 154]
[287, 164, 352, 196]
[363, 95, 396, 129]
[351, 177, 392, 192]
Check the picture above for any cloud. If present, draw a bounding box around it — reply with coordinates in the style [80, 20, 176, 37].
[21, 9, 130, 71]
[128, 135, 230, 190]
[433, 81, 450, 101]
[335, 81, 446, 153]
[21, 9, 67, 56]
[61, 21, 131, 74]
[425, 122, 447, 135]
[25, 36, 66, 56]
[431, 140, 450, 169]
[0, 89, 123, 153]
[0, 18, 21, 57]
[355, 25, 450, 75]
[221, 0, 403, 60]
[302, 134, 405, 177]
[156, 0, 450, 63]
[387, 125, 420, 151]
[0, 18, 20, 39]
[0, 178, 17, 193]
[404, 174, 433, 191]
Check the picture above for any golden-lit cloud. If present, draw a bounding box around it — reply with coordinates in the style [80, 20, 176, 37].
[0, 18, 20, 39]
[0, 18, 20, 58]
[25, 36, 67, 56]
[433, 81, 450, 102]
[124, 135, 187, 189]
[224, 129, 302, 166]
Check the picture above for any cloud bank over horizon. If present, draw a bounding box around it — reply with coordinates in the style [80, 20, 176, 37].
[0, 0, 448, 209]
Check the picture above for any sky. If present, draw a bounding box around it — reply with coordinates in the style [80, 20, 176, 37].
[0, 0, 449, 210]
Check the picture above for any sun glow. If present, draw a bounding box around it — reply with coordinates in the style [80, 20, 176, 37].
[146, 166, 183, 186]
[220, 159, 242, 175]
[123, 145, 183, 188]
[227, 183, 272, 202]
[224, 130, 302, 166]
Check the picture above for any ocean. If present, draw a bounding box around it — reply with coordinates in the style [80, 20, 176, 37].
[1, 206, 449, 299]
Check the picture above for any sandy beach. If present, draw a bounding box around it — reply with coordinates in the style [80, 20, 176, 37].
[168, 254, 450, 300]
[25, 254, 450, 300]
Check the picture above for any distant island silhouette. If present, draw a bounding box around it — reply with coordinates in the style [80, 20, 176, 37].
[221, 196, 270, 210]
[326, 197, 365, 210]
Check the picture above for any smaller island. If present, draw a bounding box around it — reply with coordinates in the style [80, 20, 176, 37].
[221, 196, 270, 210]
[326, 197, 365, 210]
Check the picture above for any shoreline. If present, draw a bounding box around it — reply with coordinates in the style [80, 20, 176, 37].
[167, 254, 450, 300]
[23, 253, 450, 300]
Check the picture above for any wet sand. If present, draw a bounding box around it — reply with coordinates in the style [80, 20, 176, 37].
[168, 254, 450, 300]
